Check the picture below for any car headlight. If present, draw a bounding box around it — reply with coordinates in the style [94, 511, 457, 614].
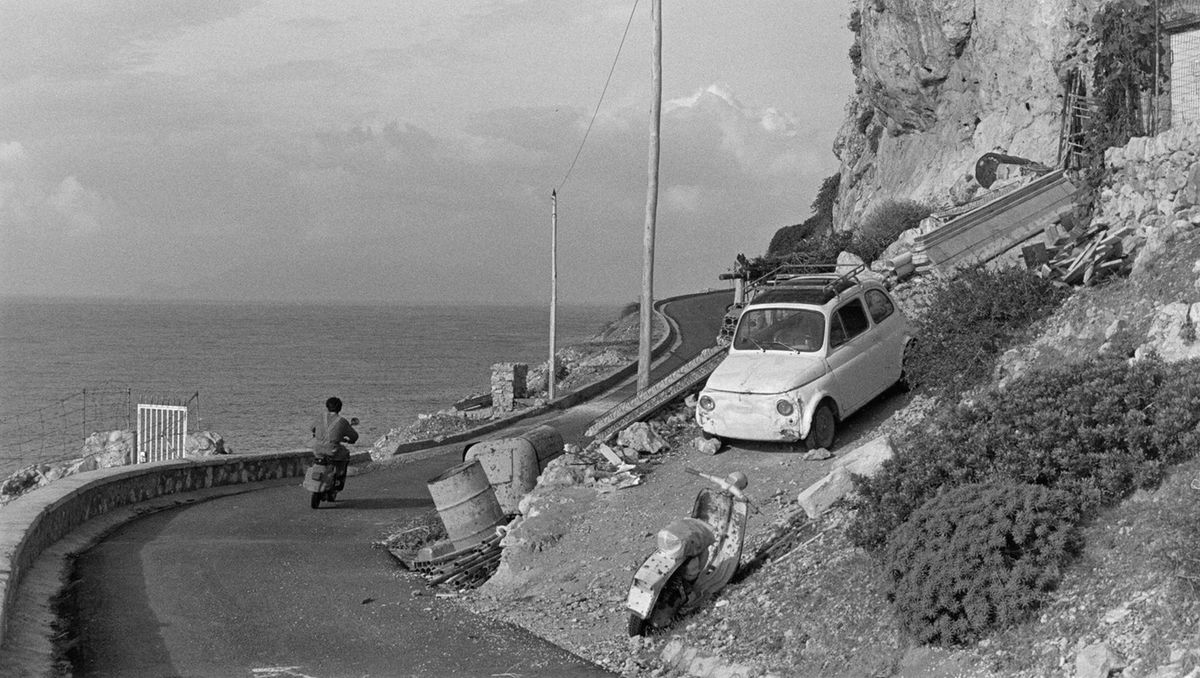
[698, 395, 715, 411]
[776, 399, 794, 416]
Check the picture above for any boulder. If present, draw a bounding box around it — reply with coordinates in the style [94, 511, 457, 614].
[1141, 302, 1200, 362]
[797, 436, 895, 519]
[837, 251, 866, 271]
[80, 429, 134, 468]
[536, 452, 589, 487]
[616, 422, 667, 455]
[1075, 643, 1125, 678]
[185, 431, 231, 456]
[0, 467, 41, 502]
[798, 467, 856, 521]
[693, 436, 722, 455]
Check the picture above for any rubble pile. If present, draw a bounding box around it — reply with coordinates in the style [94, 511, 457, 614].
[1037, 224, 1134, 285]
[390, 532, 504, 590]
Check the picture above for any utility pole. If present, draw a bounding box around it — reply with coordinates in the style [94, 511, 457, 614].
[549, 189, 558, 400]
[638, 0, 662, 393]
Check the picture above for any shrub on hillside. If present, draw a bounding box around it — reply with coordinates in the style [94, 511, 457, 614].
[843, 200, 931, 265]
[767, 217, 822, 257]
[904, 266, 1067, 394]
[750, 231, 855, 275]
[848, 355, 1200, 550]
[885, 482, 1081, 645]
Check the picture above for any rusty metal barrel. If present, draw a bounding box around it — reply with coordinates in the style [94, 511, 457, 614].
[464, 425, 564, 514]
[426, 459, 506, 551]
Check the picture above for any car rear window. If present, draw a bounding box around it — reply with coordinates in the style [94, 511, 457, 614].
[865, 289, 895, 324]
[830, 300, 870, 348]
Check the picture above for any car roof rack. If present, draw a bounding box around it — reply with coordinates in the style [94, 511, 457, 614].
[748, 263, 867, 300]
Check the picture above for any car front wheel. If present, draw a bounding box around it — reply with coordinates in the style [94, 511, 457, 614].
[804, 402, 836, 450]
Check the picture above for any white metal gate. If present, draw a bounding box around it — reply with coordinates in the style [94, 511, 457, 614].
[136, 403, 188, 463]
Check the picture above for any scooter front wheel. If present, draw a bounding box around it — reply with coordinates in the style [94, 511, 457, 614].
[627, 613, 647, 637]
[310, 491, 322, 509]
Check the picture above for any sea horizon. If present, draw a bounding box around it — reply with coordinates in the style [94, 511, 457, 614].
[0, 298, 621, 476]
[0, 292, 626, 311]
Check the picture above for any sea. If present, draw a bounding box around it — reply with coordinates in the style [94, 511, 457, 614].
[0, 298, 618, 476]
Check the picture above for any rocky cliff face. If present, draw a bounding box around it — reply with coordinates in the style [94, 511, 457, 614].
[835, 0, 1102, 225]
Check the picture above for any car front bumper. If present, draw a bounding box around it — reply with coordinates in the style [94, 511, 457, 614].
[695, 390, 804, 442]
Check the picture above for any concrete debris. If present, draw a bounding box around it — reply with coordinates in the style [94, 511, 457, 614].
[595, 472, 642, 493]
[617, 422, 668, 455]
[595, 443, 626, 467]
[797, 436, 895, 519]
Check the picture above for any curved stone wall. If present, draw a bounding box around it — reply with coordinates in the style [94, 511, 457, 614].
[0, 449, 319, 654]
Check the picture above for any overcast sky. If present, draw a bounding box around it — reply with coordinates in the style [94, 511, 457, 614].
[0, 1, 854, 306]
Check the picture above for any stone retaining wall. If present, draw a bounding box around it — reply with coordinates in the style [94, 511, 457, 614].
[1100, 121, 1200, 232]
[0, 449, 325, 653]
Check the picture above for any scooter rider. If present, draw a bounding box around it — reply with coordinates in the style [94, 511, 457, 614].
[311, 396, 358, 496]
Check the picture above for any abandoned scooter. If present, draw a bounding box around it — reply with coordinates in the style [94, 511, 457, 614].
[626, 468, 751, 636]
[303, 416, 359, 509]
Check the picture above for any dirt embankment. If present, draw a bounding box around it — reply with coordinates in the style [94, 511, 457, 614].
[447, 229, 1200, 678]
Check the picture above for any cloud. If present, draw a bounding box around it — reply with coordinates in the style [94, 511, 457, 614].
[665, 84, 809, 174]
[0, 141, 109, 237]
[0, 76, 834, 303]
[0, 1, 257, 82]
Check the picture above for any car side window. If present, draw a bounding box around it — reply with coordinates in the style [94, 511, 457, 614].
[829, 300, 870, 348]
[865, 289, 895, 324]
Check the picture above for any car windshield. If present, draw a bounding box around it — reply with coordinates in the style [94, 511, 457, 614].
[732, 307, 825, 353]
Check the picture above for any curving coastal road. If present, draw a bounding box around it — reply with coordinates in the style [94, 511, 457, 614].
[60, 291, 732, 677]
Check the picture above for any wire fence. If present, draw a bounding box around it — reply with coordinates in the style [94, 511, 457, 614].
[1160, 0, 1200, 133]
[1167, 23, 1200, 130]
[0, 389, 200, 477]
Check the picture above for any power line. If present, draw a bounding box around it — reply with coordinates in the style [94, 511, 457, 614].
[556, 0, 641, 192]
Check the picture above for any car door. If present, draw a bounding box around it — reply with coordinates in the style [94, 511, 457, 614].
[823, 298, 876, 413]
[863, 288, 906, 388]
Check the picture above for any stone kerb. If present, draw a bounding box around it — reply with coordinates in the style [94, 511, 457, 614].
[0, 448, 328, 654]
[386, 303, 680, 457]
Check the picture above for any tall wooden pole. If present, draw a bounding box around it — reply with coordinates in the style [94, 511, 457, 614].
[549, 189, 558, 401]
[638, 0, 662, 393]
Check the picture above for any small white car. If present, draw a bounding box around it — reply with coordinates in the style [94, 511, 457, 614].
[695, 271, 912, 449]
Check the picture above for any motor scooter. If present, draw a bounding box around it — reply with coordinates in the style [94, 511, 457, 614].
[303, 417, 358, 509]
[626, 468, 751, 636]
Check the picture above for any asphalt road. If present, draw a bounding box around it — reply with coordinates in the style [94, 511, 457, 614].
[63, 291, 733, 678]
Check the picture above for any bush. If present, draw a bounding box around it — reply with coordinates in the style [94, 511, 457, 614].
[905, 266, 1067, 394]
[767, 173, 841, 258]
[844, 200, 930, 264]
[849, 355, 1200, 550]
[767, 217, 823, 257]
[885, 482, 1081, 645]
